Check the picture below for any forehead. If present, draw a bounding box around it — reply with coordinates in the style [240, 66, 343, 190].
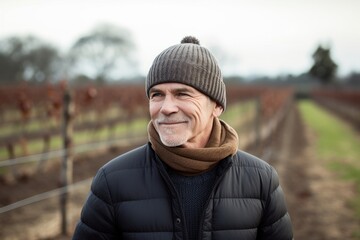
[150, 82, 199, 93]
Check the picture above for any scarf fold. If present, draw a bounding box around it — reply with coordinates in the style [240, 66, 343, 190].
[148, 118, 239, 175]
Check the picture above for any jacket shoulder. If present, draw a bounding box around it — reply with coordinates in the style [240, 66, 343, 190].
[227, 150, 281, 199]
[233, 150, 273, 171]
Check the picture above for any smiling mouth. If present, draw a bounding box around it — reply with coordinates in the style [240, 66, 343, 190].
[160, 121, 186, 125]
[157, 119, 188, 126]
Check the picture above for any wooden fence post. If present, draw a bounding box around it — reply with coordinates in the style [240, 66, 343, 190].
[60, 88, 74, 235]
[6, 143, 18, 179]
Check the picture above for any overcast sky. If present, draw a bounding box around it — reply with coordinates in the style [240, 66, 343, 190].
[1, 0, 359, 78]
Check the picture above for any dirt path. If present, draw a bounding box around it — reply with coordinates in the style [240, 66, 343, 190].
[0, 101, 358, 239]
[248, 101, 358, 239]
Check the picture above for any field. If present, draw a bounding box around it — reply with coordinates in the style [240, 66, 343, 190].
[0, 83, 359, 239]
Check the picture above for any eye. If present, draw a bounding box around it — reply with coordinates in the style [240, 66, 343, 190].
[177, 92, 190, 97]
[150, 92, 163, 99]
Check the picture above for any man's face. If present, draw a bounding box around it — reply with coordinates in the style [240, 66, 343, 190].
[149, 83, 222, 148]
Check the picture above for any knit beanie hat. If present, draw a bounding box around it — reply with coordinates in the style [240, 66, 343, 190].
[146, 36, 226, 110]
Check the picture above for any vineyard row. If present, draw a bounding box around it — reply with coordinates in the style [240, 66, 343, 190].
[0, 83, 295, 162]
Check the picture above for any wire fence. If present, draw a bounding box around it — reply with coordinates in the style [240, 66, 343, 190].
[0, 177, 92, 214]
[0, 135, 146, 168]
[0, 135, 147, 216]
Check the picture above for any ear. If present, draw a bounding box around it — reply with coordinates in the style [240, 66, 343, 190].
[213, 104, 223, 117]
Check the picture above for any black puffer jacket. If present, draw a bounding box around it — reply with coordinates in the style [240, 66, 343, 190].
[73, 143, 293, 240]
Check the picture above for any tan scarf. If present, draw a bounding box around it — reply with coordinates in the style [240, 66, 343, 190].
[148, 118, 239, 175]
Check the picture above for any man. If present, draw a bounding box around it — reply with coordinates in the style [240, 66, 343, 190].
[73, 36, 293, 240]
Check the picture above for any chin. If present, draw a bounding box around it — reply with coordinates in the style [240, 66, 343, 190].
[160, 136, 187, 147]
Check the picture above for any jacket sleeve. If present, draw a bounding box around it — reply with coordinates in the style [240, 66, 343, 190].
[72, 168, 117, 240]
[257, 167, 293, 240]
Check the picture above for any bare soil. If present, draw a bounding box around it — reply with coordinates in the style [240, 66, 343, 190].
[249, 102, 359, 239]
[0, 101, 359, 240]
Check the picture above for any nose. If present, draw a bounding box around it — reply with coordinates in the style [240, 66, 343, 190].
[160, 95, 178, 115]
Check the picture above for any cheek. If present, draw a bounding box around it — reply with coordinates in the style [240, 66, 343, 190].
[195, 104, 215, 126]
[149, 103, 159, 118]
[190, 106, 209, 127]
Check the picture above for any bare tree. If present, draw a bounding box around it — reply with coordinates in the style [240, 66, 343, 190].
[24, 44, 60, 82]
[309, 45, 338, 84]
[69, 23, 138, 83]
[0, 36, 60, 83]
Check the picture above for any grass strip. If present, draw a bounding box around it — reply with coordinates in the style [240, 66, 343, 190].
[299, 100, 360, 236]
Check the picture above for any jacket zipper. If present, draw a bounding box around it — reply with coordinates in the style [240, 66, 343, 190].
[197, 159, 233, 240]
[154, 155, 189, 240]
